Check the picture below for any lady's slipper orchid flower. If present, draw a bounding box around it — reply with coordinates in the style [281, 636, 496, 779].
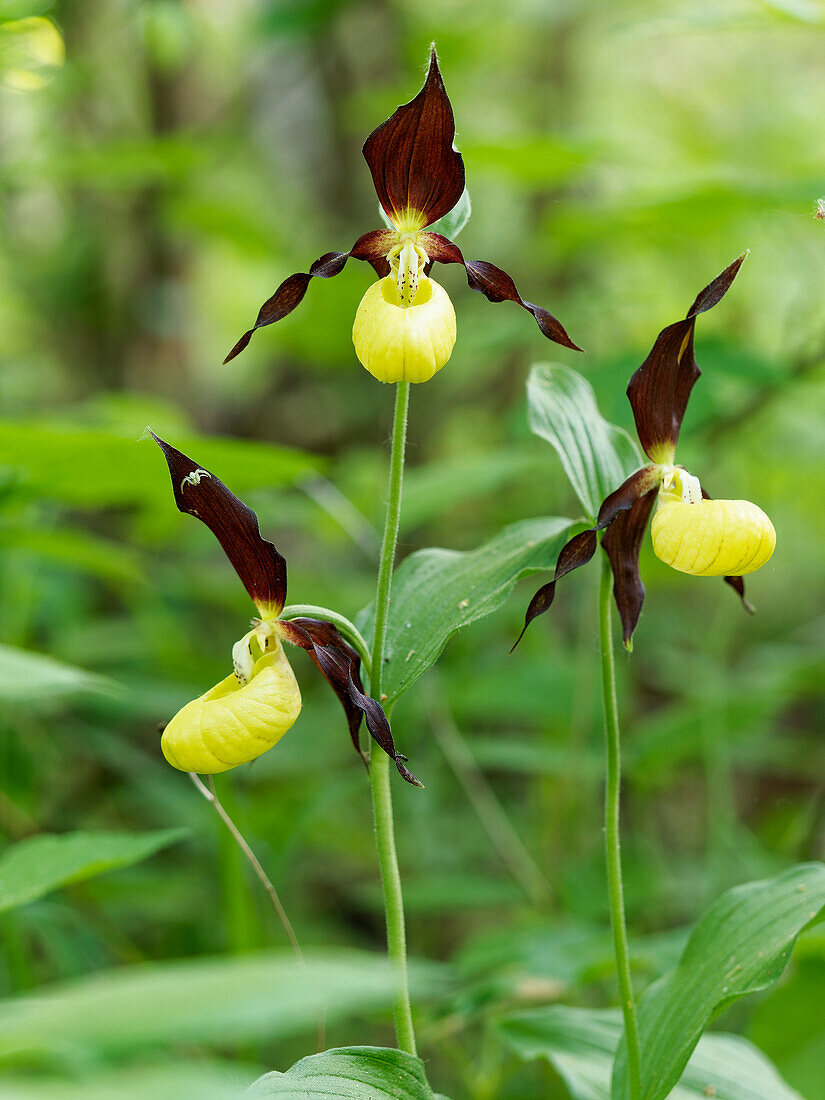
[515, 254, 775, 651]
[151, 433, 421, 786]
[223, 48, 580, 381]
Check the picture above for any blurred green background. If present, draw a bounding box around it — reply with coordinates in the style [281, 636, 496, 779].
[1, 0, 824, 1096]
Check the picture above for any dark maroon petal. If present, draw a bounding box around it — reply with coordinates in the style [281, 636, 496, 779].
[511, 528, 598, 650]
[626, 255, 747, 462]
[700, 486, 757, 615]
[363, 48, 465, 230]
[282, 618, 368, 765]
[513, 467, 661, 650]
[601, 487, 658, 648]
[597, 465, 661, 528]
[277, 618, 423, 788]
[151, 433, 287, 616]
[688, 252, 748, 318]
[421, 232, 582, 351]
[223, 230, 394, 363]
[724, 575, 755, 615]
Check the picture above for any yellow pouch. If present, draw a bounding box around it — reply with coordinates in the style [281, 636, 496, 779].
[352, 275, 456, 384]
[652, 496, 775, 577]
[161, 642, 302, 774]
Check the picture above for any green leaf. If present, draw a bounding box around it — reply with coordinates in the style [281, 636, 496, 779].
[498, 1005, 802, 1100]
[461, 136, 593, 186]
[526, 364, 641, 522]
[0, 421, 317, 510]
[249, 1046, 438, 1098]
[749, 938, 825, 1099]
[0, 526, 145, 585]
[0, 644, 118, 705]
[0, 951, 413, 1060]
[0, 1062, 245, 1100]
[0, 829, 188, 914]
[359, 516, 576, 704]
[399, 448, 539, 533]
[613, 863, 825, 1100]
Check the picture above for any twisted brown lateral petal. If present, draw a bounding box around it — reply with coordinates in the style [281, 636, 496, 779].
[602, 487, 658, 647]
[151, 433, 287, 616]
[626, 253, 747, 461]
[510, 528, 598, 651]
[724, 575, 755, 614]
[422, 232, 582, 351]
[513, 465, 661, 649]
[700, 487, 756, 614]
[363, 48, 465, 229]
[277, 618, 423, 788]
[223, 230, 393, 363]
[284, 618, 368, 762]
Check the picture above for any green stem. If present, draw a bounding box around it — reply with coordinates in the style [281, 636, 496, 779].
[598, 555, 642, 1099]
[280, 604, 372, 672]
[369, 380, 416, 1056]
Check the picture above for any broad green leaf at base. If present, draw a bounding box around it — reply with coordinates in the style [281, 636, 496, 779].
[0, 951, 407, 1061]
[0, 828, 188, 914]
[249, 1046, 439, 1098]
[0, 644, 118, 705]
[0, 1062, 247, 1100]
[498, 1005, 801, 1100]
[613, 862, 825, 1100]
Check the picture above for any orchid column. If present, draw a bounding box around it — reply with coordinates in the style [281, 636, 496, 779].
[224, 47, 579, 1055]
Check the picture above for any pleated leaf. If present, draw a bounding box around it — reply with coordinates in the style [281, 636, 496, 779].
[250, 1046, 439, 1098]
[612, 862, 825, 1099]
[359, 516, 576, 704]
[0, 952, 413, 1060]
[498, 1005, 802, 1100]
[527, 364, 641, 522]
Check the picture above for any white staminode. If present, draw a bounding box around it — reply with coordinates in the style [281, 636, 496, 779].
[232, 622, 274, 684]
[659, 465, 703, 505]
[388, 234, 430, 306]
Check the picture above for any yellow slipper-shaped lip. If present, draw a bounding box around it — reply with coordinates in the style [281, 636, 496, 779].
[652, 496, 775, 577]
[352, 275, 456, 384]
[161, 642, 302, 774]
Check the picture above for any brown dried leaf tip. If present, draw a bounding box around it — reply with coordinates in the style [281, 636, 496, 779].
[224, 45, 580, 365]
[151, 433, 420, 785]
[515, 255, 765, 650]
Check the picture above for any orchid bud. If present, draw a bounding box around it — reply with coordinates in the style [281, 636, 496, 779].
[161, 641, 302, 774]
[651, 496, 775, 577]
[352, 274, 456, 384]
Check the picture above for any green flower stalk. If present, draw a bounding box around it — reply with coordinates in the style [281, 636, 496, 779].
[515, 256, 776, 1100]
[218, 45, 581, 1057]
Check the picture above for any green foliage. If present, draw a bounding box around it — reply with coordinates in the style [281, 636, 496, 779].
[0, 1062, 245, 1100]
[526, 364, 641, 522]
[359, 516, 575, 703]
[0, 644, 118, 705]
[250, 1046, 439, 1098]
[0, 4, 822, 1098]
[613, 864, 825, 1099]
[0, 829, 187, 914]
[0, 951, 406, 1062]
[749, 935, 825, 1098]
[428, 188, 472, 242]
[498, 1005, 802, 1100]
[0, 421, 317, 510]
